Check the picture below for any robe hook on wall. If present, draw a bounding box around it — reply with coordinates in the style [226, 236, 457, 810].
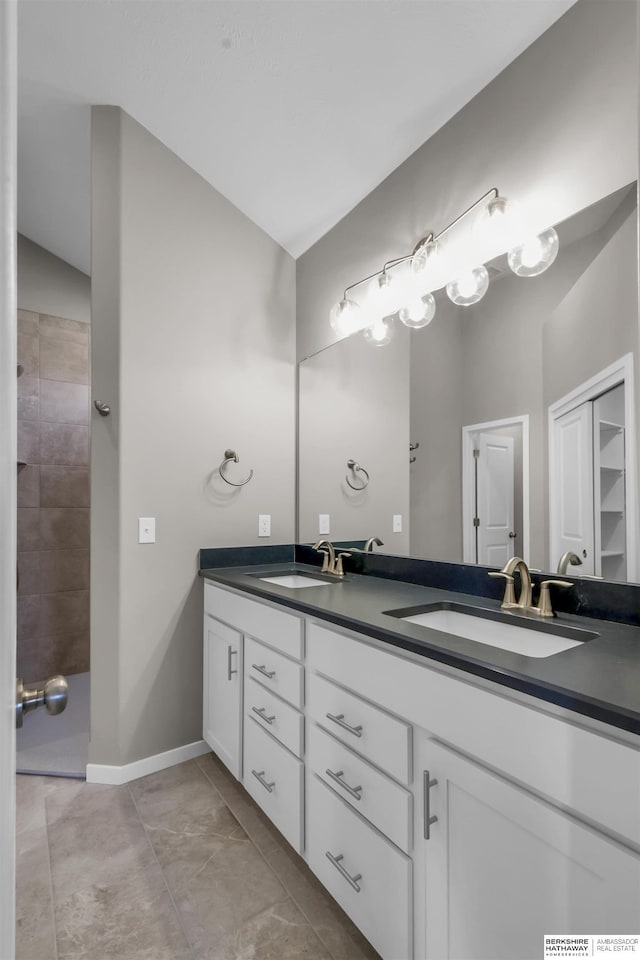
[219, 449, 254, 487]
[346, 459, 370, 491]
[410, 441, 420, 464]
[93, 400, 111, 417]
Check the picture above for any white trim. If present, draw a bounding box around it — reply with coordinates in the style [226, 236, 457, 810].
[548, 354, 637, 580]
[462, 415, 530, 565]
[0, 3, 17, 956]
[86, 739, 210, 785]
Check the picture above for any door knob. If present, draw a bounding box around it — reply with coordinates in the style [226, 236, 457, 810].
[16, 675, 68, 729]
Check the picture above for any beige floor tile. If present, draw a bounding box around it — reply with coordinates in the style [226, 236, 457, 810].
[16, 776, 57, 960]
[198, 753, 286, 855]
[265, 843, 382, 960]
[200, 896, 333, 960]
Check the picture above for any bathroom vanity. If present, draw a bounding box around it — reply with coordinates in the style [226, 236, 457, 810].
[200, 559, 640, 960]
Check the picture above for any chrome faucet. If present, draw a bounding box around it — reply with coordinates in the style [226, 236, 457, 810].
[364, 537, 383, 552]
[557, 551, 583, 575]
[489, 556, 573, 618]
[312, 540, 351, 577]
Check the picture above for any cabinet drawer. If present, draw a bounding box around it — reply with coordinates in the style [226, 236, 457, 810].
[204, 582, 303, 659]
[308, 723, 411, 854]
[245, 635, 304, 710]
[306, 774, 412, 960]
[243, 717, 303, 853]
[308, 672, 411, 785]
[245, 676, 304, 759]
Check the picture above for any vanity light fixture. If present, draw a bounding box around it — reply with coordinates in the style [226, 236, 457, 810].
[329, 187, 560, 345]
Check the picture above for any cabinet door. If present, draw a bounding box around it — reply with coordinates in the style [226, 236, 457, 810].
[418, 737, 640, 960]
[203, 616, 243, 779]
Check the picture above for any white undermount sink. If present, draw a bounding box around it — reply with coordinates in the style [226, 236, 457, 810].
[385, 603, 597, 658]
[249, 572, 334, 588]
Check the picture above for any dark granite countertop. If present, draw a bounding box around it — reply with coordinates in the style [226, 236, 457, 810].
[200, 561, 640, 737]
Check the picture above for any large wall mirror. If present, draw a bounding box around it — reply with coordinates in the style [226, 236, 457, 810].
[298, 181, 639, 584]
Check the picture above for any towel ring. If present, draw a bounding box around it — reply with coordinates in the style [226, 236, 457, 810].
[219, 449, 254, 487]
[346, 459, 370, 491]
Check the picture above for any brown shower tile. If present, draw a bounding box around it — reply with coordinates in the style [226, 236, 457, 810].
[18, 420, 39, 464]
[40, 379, 89, 424]
[17, 334, 39, 377]
[40, 508, 89, 549]
[39, 337, 88, 384]
[40, 590, 89, 637]
[17, 508, 41, 551]
[17, 464, 40, 507]
[17, 375, 39, 421]
[17, 595, 41, 643]
[17, 309, 39, 336]
[40, 549, 89, 593]
[41, 466, 90, 507]
[17, 631, 89, 680]
[17, 552, 40, 596]
[40, 422, 89, 465]
[39, 314, 90, 343]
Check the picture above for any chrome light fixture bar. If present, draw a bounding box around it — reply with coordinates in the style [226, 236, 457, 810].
[329, 188, 559, 345]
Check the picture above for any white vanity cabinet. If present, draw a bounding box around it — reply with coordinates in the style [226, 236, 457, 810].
[417, 736, 640, 960]
[204, 582, 640, 960]
[203, 614, 243, 778]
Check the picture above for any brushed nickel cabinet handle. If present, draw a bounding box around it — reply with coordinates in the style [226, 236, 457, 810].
[326, 852, 362, 892]
[326, 712, 363, 738]
[227, 645, 238, 680]
[251, 706, 275, 725]
[423, 769, 438, 839]
[252, 663, 276, 680]
[325, 768, 363, 800]
[251, 769, 275, 793]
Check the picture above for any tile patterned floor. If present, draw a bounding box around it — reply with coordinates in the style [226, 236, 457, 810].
[16, 753, 381, 960]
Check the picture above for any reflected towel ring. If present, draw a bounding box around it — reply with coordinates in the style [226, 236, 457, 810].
[346, 459, 370, 491]
[219, 449, 254, 487]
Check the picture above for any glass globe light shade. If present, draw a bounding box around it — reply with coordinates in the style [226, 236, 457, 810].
[329, 297, 363, 337]
[399, 293, 436, 329]
[507, 227, 559, 277]
[446, 265, 490, 306]
[363, 316, 394, 347]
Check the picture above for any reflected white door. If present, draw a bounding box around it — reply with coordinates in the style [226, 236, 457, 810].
[550, 403, 594, 575]
[477, 433, 515, 567]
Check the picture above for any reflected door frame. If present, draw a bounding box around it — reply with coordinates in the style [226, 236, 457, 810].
[462, 414, 530, 566]
[548, 352, 638, 581]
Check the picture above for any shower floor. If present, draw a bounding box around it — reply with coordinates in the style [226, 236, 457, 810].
[17, 671, 89, 778]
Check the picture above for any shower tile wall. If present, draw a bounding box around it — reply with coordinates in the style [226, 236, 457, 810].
[17, 309, 90, 681]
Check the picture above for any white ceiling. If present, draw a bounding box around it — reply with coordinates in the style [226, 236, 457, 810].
[17, 0, 577, 276]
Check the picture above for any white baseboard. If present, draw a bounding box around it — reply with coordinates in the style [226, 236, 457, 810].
[86, 739, 210, 785]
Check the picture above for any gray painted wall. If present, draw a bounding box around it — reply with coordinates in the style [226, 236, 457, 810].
[296, 0, 637, 363]
[17, 233, 90, 323]
[90, 107, 296, 766]
[298, 325, 410, 553]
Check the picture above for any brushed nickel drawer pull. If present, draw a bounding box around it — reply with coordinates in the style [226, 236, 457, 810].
[252, 706, 275, 725]
[252, 663, 276, 680]
[251, 769, 275, 793]
[326, 712, 363, 738]
[227, 645, 238, 680]
[423, 769, 438, 839]
[325, 768, 363, 800]
[326, 852, 362, 892]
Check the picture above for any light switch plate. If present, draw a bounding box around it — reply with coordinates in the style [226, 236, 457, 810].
[258, 514, 271, 537]
[393, 514, 403, 533]
[138, 517, 156, 543]
[319, 514, 330, 535]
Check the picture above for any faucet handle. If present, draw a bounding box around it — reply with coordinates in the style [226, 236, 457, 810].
[316, 548, 330, 573]
[335, 552, 352, 576]
[537, 579, 573, 618]
[488, 571, 516, 607]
